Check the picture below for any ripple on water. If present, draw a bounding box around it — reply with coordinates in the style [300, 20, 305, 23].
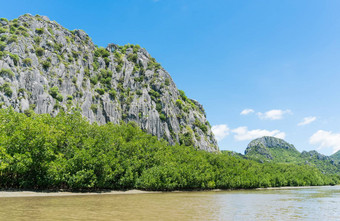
[0, 186, 339, 220]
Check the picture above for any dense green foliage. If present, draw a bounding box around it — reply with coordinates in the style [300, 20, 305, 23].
[0, 109, 338, 191]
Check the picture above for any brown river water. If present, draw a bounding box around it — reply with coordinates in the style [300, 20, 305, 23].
[0, 186, 339, 220]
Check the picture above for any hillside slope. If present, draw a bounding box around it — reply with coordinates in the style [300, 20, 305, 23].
[331, 150, 340, 163]
[245, 136, 340, 174]
[0, 14, 217, 151]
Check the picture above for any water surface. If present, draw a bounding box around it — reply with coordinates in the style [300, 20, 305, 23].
[0, 186, 339, 220]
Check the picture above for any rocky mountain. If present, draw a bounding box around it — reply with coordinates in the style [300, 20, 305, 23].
[245, 136, 340, 174]
[245, 136, 300, 162]
[0, 14, 218, 151]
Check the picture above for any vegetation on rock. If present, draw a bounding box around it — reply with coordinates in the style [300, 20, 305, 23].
[0, 14, 217, 152]
[245, 136, 340, 174]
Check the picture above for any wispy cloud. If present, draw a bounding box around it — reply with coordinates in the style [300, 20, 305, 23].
[240, 109, 254, 115]
[310, 130, 340, 154]
[298, 116, 316, 126]
[257, 109, 292, 120]
[232, 126, 286, 141]
[212, 124, 230, 141]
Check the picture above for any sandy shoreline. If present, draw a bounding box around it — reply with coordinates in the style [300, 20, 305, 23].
[256, 186, 317, 190]
[0, 185, 336, 198]
[0, 189, 160, 198]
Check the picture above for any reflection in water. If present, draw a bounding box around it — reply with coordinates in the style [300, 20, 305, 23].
[0, 186, 339, 220]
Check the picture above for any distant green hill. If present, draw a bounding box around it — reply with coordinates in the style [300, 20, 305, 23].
[331, 150, 340, 163]
[244, 136, 340, 174]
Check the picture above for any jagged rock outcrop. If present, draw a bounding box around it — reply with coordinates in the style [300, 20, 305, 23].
[244, 136, 300, 162]
[245, 136, 297, 157]
[0, 14, 218, 151]
[246, 136, 296, 152]
[301, 150, 331, 161]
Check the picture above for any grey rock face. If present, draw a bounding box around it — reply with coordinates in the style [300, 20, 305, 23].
[0, 14, 218, 152]
[245, 136, 296, 154]
[301, 150, 330, 161]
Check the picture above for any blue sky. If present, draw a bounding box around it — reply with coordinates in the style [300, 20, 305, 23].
[2, 0, 340, 155]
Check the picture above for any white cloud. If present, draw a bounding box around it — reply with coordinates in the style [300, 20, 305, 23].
[240, 109, 255, 115]
[257, 109, 292, 120]
[232, 126, 286, 141]
[310, 130, 340, 153]
[298, 116, 316, 126]
[212, 124, 230, 141]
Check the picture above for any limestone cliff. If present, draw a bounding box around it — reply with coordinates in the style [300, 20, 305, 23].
[0, 14, 218, 151]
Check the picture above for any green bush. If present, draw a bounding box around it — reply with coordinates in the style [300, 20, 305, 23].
[47, 27, 54, 35]
[90, 76, 98, 85]
[72, 50, 79, 59]
[17, 26, 28, 36]
[93, 59, 99, 71]
[0, 83, 12, 96]
[147, 57, 162, 70]
[95, 88, 105, 95]
[18, 26, 27, 32]
[41, 60, 51, 69]
[135, 76, 144, 83]
[58, 78, 63, 84]
[23, 58, 32, 66]
[49, 86, 59, 98]
[94, 47, 110, 58]
[9, 53, 19, 66]
[156, 102, 162, 113]
[194, 118, 208, 133]
[36, 47, 44, 56]
[165, 78, 170, 86]
[0, 41, 6, 51]
[84, 68, 90, 77]
[9, 26, 16, 34]
[148, 89, 160, 101]
[0, 68, 14, 78]
[90, 104, 98, 113]
[136, 90, 142, 96]
[176, 99, 183, 109]
[35, 28, 44, 34]
[54, 43, 62, 52]
[7, 35, 18, 43]
[179, 90, 188, 101]
[49, 86, 63, 101]
[34, 36, 41, 45]
[0, 18, 8, 22]
[56, 94, 63, 102]
[133, 44, 141, 53]
[109, 89, 116, 99]
[116, 63, 123, 72]
[160, 113, 166, 121]
[127, 53, 138, 63]
[0, 28, 7, 34]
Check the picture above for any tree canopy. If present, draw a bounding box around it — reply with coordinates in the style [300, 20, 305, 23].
[0, 108, 338, 191]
